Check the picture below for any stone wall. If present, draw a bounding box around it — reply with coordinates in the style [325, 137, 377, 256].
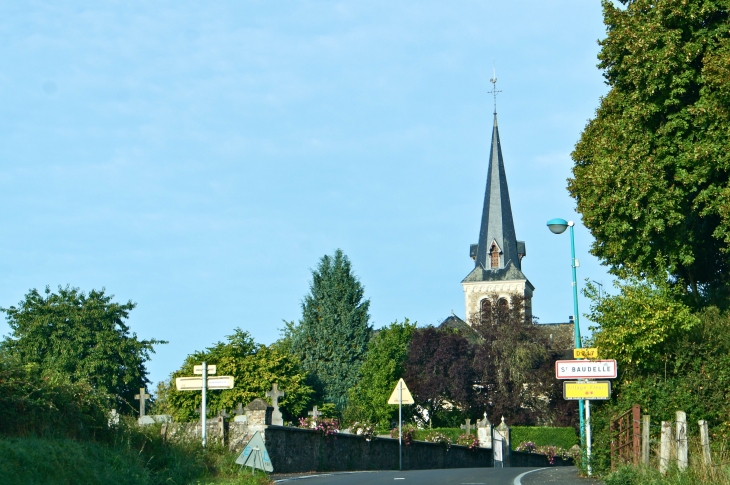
[263, 426, 493, 473]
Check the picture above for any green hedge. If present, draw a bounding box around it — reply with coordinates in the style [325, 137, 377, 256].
[412, 428, 463, 442]
[511, 426, 578, 450]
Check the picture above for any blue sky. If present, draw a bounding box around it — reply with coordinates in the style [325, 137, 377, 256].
[0, 1, 611, 387]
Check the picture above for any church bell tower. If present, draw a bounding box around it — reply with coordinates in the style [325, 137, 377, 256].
[462, 80, 534, 325]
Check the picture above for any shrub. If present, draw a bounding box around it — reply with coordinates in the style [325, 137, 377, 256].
[511, 426, 578, 450]
[390, 424, 417, 445]
[456, 433, 479, 450]
[424, 431, 452, 449]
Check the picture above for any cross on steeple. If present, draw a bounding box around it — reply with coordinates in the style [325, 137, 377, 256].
[488, 66, 502, 115]
[134, 388, 150, 418]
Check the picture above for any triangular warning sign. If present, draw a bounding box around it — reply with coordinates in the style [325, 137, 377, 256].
[235, 431, 273, 472]
[388, 378, 414, 405]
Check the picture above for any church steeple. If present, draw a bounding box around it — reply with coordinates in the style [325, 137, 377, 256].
[472, 113, 525, 271]
[461, 78, 533, 326]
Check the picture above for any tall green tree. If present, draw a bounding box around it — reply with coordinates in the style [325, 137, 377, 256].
[1, 286, 164, 412]
[569, 0, 730, 305]
[344, 319, 416, 429]
[159, 329, 313, 422]
[291, 249, 372, 412]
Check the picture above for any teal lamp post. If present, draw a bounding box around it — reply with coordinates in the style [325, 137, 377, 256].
[546, 218, 585, 448]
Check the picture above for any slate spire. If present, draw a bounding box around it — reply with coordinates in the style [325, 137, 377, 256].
[472, 112, 525, 271]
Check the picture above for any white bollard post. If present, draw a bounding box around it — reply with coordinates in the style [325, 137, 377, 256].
[641, 415, 650, 467]
[660, 421, 671, 474]
[676, 411, 687, 471]
[699, 420, 711, 466]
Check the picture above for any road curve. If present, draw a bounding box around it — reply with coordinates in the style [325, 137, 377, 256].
[273, 466, 602, 485]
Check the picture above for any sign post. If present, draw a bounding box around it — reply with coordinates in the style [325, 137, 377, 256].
[175, 363, 235, 448]
[388, 378, 414, 471]
[202, 362, 207, 447]
[558, 353, 617, 477]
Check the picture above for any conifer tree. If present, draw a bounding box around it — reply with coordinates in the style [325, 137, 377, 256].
[291, 249, 372, 412]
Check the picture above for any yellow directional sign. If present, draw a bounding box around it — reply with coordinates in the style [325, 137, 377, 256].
[574, 348, 598, 359]
[563, 381, 611, 400]
[176, 376, 235, 391]
[388, 378, 414, 405]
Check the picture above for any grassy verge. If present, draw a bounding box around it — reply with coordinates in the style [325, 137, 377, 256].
[0, 422, 271, 485]
[605, 465, 730, 485]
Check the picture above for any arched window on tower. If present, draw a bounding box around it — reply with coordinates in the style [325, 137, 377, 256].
[497, 297, 509, 311]
[490, 243, 500, 268]
[480, 298, 491, 322]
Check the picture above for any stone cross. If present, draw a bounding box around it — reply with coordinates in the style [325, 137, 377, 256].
[134, 388, 151, 418]
[460, 418, 476, 435]
[266, 383, 286, 426]
[234, 403, 245, 416]
[308, 406, 320, 420]
[217, 409, 230, 419]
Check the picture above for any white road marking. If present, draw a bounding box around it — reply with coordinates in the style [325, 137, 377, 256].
[513, 468, 548, 485]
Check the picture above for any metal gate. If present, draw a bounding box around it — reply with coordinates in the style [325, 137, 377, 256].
[610, 404, 641, 469]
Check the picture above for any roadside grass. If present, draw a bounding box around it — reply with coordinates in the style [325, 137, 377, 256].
[0, 420, 273, 485]
[603, 438, 730, 485]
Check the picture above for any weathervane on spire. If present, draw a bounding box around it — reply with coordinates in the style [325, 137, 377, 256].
[488, 64, 501, 114]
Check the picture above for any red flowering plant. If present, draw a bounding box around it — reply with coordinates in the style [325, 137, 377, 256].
[298, 416, 340, 437]
[390, 424, 417, 445]
[456, 433, 480, 450]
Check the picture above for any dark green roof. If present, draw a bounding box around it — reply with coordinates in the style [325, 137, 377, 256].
[461, 260, 535, 290]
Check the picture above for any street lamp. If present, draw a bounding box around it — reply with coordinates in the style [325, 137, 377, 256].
[546, 218, 586, 452]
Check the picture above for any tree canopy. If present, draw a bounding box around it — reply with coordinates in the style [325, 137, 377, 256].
[403, 327, 475, 427]
[569, 0, 730, 305]
[1, 286, 164, 412]
[159, 329, 313, 422]
[344, 319, 417, 429]
[471, 294, 572, 426]
[290, 249, 372, 412]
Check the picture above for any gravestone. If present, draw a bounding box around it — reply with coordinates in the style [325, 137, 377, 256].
[233, 402, 247, 423]
[307, 406, 320, 428]
[135, 387, 150, 419]
[108, 409, 120, 427]
[266, 383, 285, 426]
[245, 398, 273, 429]
[460, 418, 476, 436]
[477, 412, 492, 449]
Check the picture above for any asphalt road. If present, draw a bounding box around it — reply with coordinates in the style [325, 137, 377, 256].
[273, 467, 604, 485]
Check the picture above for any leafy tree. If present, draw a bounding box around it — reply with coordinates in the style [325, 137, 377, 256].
[403, 327, 475, 427]
[344, 319, 417, 429]
[585, 279, 700, 372]
[159, 329, 313, 422]
[470, 294, 572, 426]
[290, 249, 372, 412]
[583, 281, 730, 472]
[1, 286, 164, 413]
[569, 0, 730, 305]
